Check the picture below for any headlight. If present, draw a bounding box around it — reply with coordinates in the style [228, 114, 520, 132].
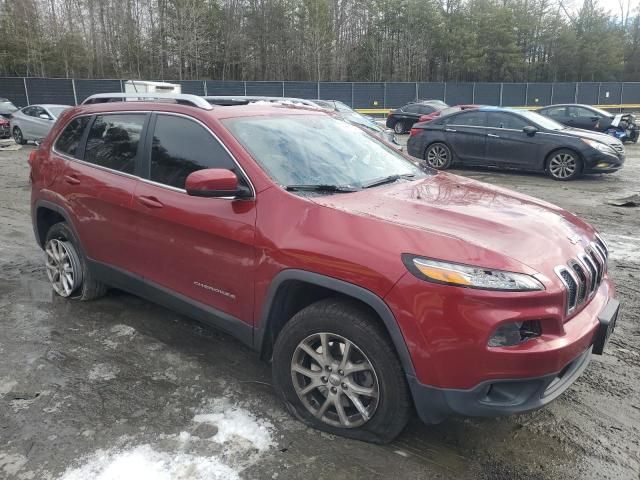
[402, 255, 544, 291]
[581, 138, 617, 155]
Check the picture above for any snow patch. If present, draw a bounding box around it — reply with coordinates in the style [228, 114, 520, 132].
[110, 324, 136, 337]
[101, 339, 119, 350]
[0, 452, 28, 476]
[58, 445, 239, 480]
[193, 399, 274, 451]
[88, 364, 119, 381]
[606, 234, 640, 263]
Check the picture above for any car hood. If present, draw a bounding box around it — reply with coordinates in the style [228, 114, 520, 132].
[560, 127, 620, 144]
[311, 173, 596, 274]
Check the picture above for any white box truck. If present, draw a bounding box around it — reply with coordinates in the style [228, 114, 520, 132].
[124, 81, 181, 94]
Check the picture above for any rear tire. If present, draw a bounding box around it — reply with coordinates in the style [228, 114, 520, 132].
[546, 149, 582, 181]
[12, 126, 26, 145]
[272, 298, 411, 444]
[45, 222, 107, 301]
[393, 121, 407, 134]
[424, 142, 452, 170]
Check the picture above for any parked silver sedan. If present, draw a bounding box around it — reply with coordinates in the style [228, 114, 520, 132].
[11, 104, 70, 144]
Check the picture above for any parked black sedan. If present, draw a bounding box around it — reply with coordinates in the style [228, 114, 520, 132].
[386, 100, 449, 134]
[407, 107, 625, 180]
[537, 103, 639, 143]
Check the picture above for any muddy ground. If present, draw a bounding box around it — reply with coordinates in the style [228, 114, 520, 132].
[0, 140, 639, 480]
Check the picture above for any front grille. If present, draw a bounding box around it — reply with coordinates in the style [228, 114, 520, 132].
[555, 238, 609, 315]
[610, 143, 624, 155]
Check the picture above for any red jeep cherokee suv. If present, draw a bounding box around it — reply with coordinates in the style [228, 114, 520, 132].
[29, 93, 619, 443]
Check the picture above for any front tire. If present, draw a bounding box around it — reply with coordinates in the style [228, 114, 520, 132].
[424, 142, 452, 170]
[546, 149, 582, 181]
[272, 298, 411, 444]
[13, 126, 26, 145]
[44, 222, 107, 301]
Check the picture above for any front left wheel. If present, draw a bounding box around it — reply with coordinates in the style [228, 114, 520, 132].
[546, 149, 582, 181]
[272, 298, 411, 444]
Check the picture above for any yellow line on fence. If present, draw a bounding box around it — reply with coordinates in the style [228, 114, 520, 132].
[355, 104, 640, 114]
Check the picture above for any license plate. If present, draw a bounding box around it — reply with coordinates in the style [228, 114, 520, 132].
[593, 299, 620, 355]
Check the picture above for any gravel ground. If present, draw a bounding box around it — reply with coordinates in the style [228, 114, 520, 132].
[0, 140, 639, 480]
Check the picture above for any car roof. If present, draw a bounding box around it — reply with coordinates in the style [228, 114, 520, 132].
[65, 100, 331, 120]
[476, 106, 521, 113]
[24, 104, 70, 109]
[538, 104, 593, 109]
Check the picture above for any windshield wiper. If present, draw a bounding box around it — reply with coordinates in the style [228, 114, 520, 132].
[285, 184, 359, 193]
[361, 173, 415, 189]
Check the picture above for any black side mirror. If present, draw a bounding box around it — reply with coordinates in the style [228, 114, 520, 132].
[523, 126, 537, 136]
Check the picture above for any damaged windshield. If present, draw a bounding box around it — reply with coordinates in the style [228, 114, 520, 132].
[223, 114, 426, 191]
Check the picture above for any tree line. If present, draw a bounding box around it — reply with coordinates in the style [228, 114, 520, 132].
[0, 0, 639, 83]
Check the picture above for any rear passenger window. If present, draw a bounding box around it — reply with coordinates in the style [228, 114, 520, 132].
[55, 116, 90, 157]
[84, 114, 146, 174]
[449, 111, 486, 127]
[150, 115, 237, 189]
[486, 112, 529, 130]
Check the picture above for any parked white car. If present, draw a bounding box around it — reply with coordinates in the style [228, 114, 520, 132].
[11, 104, 70, 144]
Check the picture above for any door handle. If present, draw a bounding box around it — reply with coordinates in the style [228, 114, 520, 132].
[138, 196, 164, 209]
[63, 174, 80, 185]
[487, 133, 500, 138]
[445, 128, 457, 132]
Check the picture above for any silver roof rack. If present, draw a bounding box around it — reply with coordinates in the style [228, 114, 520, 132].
[82, 92, 213, 110]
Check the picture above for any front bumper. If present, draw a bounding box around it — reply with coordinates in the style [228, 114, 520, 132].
[408, 346, 592, 424]
[583, 150, 625, 173]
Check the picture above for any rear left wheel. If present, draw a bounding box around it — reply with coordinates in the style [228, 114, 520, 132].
[272, 298, 411, 444]
[44, 222, 107, 301]
[424, 142, 452, 170]
[393, 121, 406, 134]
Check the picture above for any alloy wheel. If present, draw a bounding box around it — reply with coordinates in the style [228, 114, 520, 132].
[393, 122, 405, 134]
[13, 127, 22, 144]
[549, 153, 577, 179]
[290, 332, 379, 429]
[45, 239, 81, 297]
[426, 144, 449, 168]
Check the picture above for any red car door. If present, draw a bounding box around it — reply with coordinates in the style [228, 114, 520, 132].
[58, 113, 148, 270]
[131, 113, 257, 324]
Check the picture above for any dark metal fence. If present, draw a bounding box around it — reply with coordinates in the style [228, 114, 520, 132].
[3, 78, 640, 111]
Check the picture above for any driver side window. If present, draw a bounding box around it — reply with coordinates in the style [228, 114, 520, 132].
[150, 115, 239, 189]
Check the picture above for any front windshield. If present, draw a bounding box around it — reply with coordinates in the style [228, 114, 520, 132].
[224, 114, 426, 189]
[518, 110, 567, 130]
[47, 106, 68, 118]
[334, 101, 354, 113]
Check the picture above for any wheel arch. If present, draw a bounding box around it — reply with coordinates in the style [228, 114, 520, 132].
[34, 200, 81, 250]
[255, 269, 416, 378]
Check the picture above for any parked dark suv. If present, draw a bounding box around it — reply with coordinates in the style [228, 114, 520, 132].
[30, 93, 619, 443]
